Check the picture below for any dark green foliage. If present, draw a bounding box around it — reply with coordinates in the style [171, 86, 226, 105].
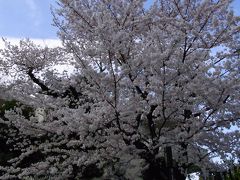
[0, 99, 34, 119]
[18, 151, 45, 168]
[198, 166, 240, 180]
[226, 166, 240, 180]
[0, 99, 18, 117]
[0, 99, 34, 167]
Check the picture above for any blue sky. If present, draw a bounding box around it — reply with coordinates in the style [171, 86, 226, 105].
[0, 0, 239, 39]
[0, 0, 58, 39]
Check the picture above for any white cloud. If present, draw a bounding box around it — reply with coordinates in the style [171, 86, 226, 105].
[0, 37, 61, 49]
[186, 173, 200, 180]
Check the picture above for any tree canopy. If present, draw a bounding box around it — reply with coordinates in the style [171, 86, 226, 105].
[0, 0, 239, 179]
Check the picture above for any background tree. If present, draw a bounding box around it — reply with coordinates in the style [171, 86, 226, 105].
[0, 0, 239, 179]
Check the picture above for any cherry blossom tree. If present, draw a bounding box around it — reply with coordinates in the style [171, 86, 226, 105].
[0, 0, 240, 179]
